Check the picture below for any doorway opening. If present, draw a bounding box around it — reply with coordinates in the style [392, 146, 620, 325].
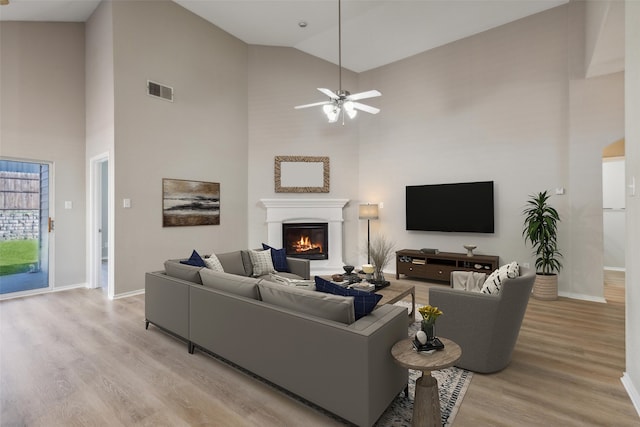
[89, 154, 111, 298]
[602, 138, 625, 299]
[0, 159, 51, 295]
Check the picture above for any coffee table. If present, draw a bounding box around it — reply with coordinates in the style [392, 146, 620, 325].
[391, 337, 462, 427]
[323, 275, 415, 319]
[375, 280, 415, 318]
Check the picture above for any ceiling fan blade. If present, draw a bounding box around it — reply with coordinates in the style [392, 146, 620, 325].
[352, 102, 380, 114]
[317, 88, 339, 99]
[294, 100, 331, 109]
[347, 90, 382, 101]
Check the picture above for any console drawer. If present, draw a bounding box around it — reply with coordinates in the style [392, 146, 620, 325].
[397, 262, 425, 277]
[424, 265, 456, 281]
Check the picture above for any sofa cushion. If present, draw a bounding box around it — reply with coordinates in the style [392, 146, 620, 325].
[314, 276, 383, 320]
[216, 251, 248, 276]
[199, 268, 260, 300]
[241, 250, 254, 277]
[180, 250, 206, 267]
[481, 261, 519, 295]
[204, 253, 225, 272]
[249, 249, 276, 277]
[258, 280, 355, 324]
[164, 260, 203, 284]
[262, 243, 290, 273]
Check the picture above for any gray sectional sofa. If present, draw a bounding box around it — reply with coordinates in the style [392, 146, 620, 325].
[145, 250, 408, 426]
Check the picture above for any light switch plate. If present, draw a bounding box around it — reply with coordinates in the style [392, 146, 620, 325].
[123, 198, 131, 208]
[64, 201, 72, 209]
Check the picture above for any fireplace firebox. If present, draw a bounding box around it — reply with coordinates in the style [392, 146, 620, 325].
[282, 223, 329, 260]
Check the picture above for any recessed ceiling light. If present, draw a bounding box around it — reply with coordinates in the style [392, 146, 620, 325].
[298, 21, 308, 28]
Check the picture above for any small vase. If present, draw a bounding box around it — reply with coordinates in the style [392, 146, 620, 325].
[421, 320, 436, 341]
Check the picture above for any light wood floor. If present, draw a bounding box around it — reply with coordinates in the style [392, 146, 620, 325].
[1, 271, 638, 426]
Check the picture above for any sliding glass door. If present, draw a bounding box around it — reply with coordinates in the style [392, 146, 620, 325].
[0, 159, 50, 295]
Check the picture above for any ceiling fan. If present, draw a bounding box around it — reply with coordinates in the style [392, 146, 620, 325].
[294, 0, 381, 124]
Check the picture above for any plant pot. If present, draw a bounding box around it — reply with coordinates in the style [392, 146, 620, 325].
[533, 273, 558, 300]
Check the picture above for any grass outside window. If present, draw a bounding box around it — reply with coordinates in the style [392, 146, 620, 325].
[0, 240, 38, 275]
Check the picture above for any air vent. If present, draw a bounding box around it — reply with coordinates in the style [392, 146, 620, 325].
[147, 80, 173, 102]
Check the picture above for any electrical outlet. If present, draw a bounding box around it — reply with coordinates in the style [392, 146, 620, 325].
[523, 262, 530, 269]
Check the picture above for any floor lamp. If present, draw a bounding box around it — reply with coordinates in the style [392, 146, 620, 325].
[359, 203, 379, 264]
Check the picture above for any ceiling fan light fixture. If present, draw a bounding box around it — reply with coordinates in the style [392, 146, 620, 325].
[294, 0, 381, 124]
[323, 103, 340, 122]
[343, 101, 357, 119]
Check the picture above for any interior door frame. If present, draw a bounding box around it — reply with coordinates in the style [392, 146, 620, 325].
[88, 152, 113, 298]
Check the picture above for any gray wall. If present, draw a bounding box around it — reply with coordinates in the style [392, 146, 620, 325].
[624, 0, 640, 411]
[0, 22, 86, 288]
[108, 0, 249, 295]
[248, 4, 624, 301]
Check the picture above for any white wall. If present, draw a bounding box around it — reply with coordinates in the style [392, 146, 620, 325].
[0, 22, 87, 288]
[246, 46, 361, 263]
[106, 0, 249, 296]
[624, 0, 640, 415]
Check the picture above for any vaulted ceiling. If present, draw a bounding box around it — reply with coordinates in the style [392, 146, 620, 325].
[0, 0, 623, 75]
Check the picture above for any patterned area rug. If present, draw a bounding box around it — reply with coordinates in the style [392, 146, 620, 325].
[375, 302, 473, 427]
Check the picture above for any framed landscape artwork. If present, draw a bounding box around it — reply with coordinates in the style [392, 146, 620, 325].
[162, 178, 220, 227]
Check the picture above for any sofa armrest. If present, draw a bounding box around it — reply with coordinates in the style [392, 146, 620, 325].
[286, 257, 310, 279]
[145, 271, 192, 339]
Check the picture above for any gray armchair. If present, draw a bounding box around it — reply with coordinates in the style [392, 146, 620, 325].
[428, 267, 535, 373]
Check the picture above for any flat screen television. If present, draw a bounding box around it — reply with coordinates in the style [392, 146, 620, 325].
[405, 181, 494, 233]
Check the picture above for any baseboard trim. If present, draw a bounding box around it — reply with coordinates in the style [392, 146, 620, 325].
[604, 267, 626, 272]
[621, 372, 640, 418]
[113, 288, 145, 299]
[0, 282, 86, 301]
[557, 291, 607, 303]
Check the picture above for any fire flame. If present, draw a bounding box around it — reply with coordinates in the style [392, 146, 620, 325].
[293, 235, 323, 253]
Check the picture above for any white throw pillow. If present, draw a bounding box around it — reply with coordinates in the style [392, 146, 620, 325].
[204, 253, 224, 272]
[249, 249, 276, 277]
[481, 261, 519, 295]
[506, 261, 520, 279]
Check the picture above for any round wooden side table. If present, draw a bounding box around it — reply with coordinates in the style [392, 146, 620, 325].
[391, 337, 462, 427]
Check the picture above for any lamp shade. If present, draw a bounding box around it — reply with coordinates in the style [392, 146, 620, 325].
[359, 204, 379, 220]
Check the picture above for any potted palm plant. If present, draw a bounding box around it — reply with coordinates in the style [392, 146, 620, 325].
[522, 190, 563, 300]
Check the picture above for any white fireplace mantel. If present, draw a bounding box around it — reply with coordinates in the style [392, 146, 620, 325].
[260, 199, 349, 274]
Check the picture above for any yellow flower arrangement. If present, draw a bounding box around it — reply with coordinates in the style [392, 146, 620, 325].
[418, 305, 443, 324]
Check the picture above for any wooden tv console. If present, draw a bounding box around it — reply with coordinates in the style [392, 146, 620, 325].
[396, 249, 499, 282]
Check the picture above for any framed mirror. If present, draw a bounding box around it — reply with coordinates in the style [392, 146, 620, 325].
[274, 156, 330, 193]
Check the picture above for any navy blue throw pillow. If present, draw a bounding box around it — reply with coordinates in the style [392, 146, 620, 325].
[180, 250, 206, 267]
[262, 243, 290, 273]
[314, 276, 382, 320]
